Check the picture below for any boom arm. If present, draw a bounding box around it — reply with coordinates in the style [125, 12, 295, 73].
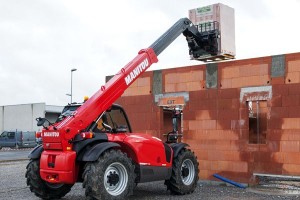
[54, 18, 211, 140]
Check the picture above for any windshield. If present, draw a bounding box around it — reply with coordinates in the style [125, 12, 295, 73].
[56, 104, 81, 122]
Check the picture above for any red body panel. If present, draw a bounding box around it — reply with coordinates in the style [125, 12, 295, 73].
[40, 151, 77, 184]
[108, 133, 173, 168]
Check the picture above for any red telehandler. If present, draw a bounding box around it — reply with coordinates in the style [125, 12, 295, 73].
[26, 18, 219, 199]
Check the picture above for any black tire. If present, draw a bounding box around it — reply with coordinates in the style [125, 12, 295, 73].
[25, 159, 73, 199]
[83, 149, 135, 200]
[165, 148, 199, 195]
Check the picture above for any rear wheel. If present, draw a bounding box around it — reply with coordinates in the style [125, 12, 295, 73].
[25, 159, 73, 199]
[83, 149, 135, 200]
[165, 148, 199, 195]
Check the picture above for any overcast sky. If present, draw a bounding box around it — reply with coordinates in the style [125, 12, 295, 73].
[1, 0, 300, 106]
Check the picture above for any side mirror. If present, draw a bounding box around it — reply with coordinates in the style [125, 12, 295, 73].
[36, 117, 47, 127]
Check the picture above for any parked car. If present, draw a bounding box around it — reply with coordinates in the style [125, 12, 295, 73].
[0, 131, 37, 149]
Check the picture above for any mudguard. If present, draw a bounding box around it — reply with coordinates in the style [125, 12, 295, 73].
[78, 142, 120, 162]
[170, 143, 189, 158]
[28, 144, 44, 159]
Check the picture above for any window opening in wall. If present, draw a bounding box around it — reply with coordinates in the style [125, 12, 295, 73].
[247, 100, 267, 144]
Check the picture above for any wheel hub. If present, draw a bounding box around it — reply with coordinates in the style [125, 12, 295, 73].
[104, 162, 128, 196]
[181, 159, 195, 186]
[181, 166, 189, 178]
[107, 171, 120, 186]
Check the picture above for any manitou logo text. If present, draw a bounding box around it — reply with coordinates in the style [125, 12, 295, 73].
[125, 58, 149, 85]
[43, 132, 59, 137]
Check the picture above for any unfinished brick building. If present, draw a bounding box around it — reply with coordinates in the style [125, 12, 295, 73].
[112, 52, 300, 184]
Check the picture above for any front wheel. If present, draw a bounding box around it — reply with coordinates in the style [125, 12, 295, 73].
[165, 148, 199, 195]
[83, 149, 135, 200]
[25, 159, 73, 199]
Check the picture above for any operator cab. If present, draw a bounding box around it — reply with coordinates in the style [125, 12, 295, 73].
[91, 104, 132, 134]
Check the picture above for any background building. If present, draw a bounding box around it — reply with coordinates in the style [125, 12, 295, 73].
[0, 103, 63, 133]
[113, 52, 300, 184]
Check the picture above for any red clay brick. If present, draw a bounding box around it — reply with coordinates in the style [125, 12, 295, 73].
[164, 84, 176, 92]
[217, 119, 231, 130]
[287, 60, 300, 72]
[221, 66, 240, 79]
[218, 109, 239, 120]
[288, 106, 300, 118]
[282, 95, 299, 107]
[195, 109, 217, 120]
[282, 164, 300, 175]
[271, 77, 285, 85]
[186, 81, 202, 91]
[218, 99, 233, 109]
[268, 118, 283, 129]
[219, 78, 232, 89]
[283, 152, 300, 165]
[272, 85, 289, 96]
[280, 141, 300, 152]
[282, 118, 300, 129]
[218, 88, 238, 99]
[270, 107, 289, 118]
[190, 90, 208, 100]
[269, 95, 282, 107]
[208, 151, 224, 161]
[286, 72, 300, 84]
[267, 141, 280, 152]
[288, 84, 300, 95]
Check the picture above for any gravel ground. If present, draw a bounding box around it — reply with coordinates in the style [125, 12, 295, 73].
[0, 160, 299, 200]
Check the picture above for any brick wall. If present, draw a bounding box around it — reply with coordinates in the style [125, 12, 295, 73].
[115, 52, 300, 184]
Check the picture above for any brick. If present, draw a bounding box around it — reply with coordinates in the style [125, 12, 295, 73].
[179, 72, 191, 83]
[190, 90, 208, 100]
[287, 60, 300, 72]
[268, 118, 282, 129]
[208, 89, 218, 99]
[199, 160, 211, 170]
[215, 140, 232, 151]
[271, 77, 285, 85]
[195, 109, 217, 120]
[239, 64, 268, 77]
[288, 106, 300, 118]
[218, 109, 239, 120]
[270, 107, 289, 118]
[272, 84, 289, 96]
[208, 151, 224, 161]
[137, 77, 150, 87]
[281, 141, 300, 152]
[218, 88, 238, 99]
[187, 81, 202, 91]
[282, 95, 299, 107]
[164, 73, 178, 84]
[217, 119, 231, 130]
[282, 118, 300, 129]
[282, 164, 300, 175]
[219, 78, 232, 89]
[288, 84, 300, 95]
[267, 141, 280, 152]
[221, 66, 239, 79]
[164, 83, 176, 92]
[269, 95, 282, 107]
[218, 99, 233, 109]
[283, 153, 300, 165]
[198, 99, 217, 110]
[286, 72, 300, 84]
[190, 70, 204, 81]
[199, 170, 209, 179]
